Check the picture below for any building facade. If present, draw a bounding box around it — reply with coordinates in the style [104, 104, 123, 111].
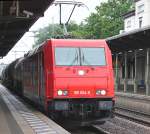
[123, 0, 150, 32]
[110, 0, 150, 96]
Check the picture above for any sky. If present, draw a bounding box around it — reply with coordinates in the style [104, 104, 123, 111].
[0, 0, 107, 65]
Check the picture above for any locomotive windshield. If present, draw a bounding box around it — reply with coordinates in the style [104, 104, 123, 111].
[55, 47, 106, 66]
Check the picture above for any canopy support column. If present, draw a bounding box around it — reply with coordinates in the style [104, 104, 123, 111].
[134, 50, 137, 93]
[146, 48, 150, 95]
[115, 54, 119, 92]
[124, 52, 127, 92]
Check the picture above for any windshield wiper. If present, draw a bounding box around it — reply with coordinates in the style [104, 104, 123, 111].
[69, 49, 79, 66]
[81, 50, 91, 66]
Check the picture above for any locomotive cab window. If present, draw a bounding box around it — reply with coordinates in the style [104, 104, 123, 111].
[55, 47, 106, 66]
[55, 47, 80, 66]
[81, 48, 106, 66]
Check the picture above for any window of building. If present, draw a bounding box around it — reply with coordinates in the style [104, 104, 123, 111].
[139, 17, 143, 28]
[138, 4, 144, 14]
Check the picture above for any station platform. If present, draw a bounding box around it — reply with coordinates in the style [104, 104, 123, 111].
[0, 84, 70, 134]
[115, 92, 150, 115]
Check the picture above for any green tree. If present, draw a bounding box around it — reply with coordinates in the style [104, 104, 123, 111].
[33, 24, 64, 47]
[83, 0, 134, 38]
[83, 13, 102, 39]
[33, 0, 134, 46]
[33, 22, 84, 47]
[67, 21, 88, 38]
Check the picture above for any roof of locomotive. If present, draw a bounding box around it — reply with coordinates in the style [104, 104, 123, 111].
[24, 41, 46, 57]
[24, 39, 108, 58]
[47, 39, 107, 47]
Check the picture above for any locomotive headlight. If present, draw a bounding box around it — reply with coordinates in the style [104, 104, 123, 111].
[96, 90, 101, 95]
[96, 89, 106, 95]
[78, 70, 85, 76]
[57, 90, 68, 96]
[101, 90, 106, 95]
[58, 90, 63, 96]
[63, 90, 68, 96]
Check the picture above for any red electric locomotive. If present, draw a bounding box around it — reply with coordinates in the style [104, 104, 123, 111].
[3, 39, 115, 125]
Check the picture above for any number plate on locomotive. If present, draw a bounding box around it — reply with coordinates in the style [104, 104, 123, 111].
[73, 90, 91, 95]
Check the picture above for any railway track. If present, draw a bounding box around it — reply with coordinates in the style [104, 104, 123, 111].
[93, 117, 150, 134]
[92, 125, 110, 134]
[114, 106, 150, 127]
[68, 126, 106, 134]
[58, 106, 150, 134]
[56, 120, 107, 134]
[89, 106, 150, 134]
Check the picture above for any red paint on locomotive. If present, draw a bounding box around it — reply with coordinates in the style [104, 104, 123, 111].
[2, 39, 114, 125]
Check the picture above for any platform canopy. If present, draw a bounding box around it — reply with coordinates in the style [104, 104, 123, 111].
[106, 26, 150, 53]
[0, 0, 54, 57]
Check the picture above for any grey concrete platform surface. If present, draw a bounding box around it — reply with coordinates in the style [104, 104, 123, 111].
[0, 84, 70, 134]
[115, 92, 150, 115]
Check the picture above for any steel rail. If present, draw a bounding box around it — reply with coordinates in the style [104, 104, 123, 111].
[114, 106, 150, 127]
